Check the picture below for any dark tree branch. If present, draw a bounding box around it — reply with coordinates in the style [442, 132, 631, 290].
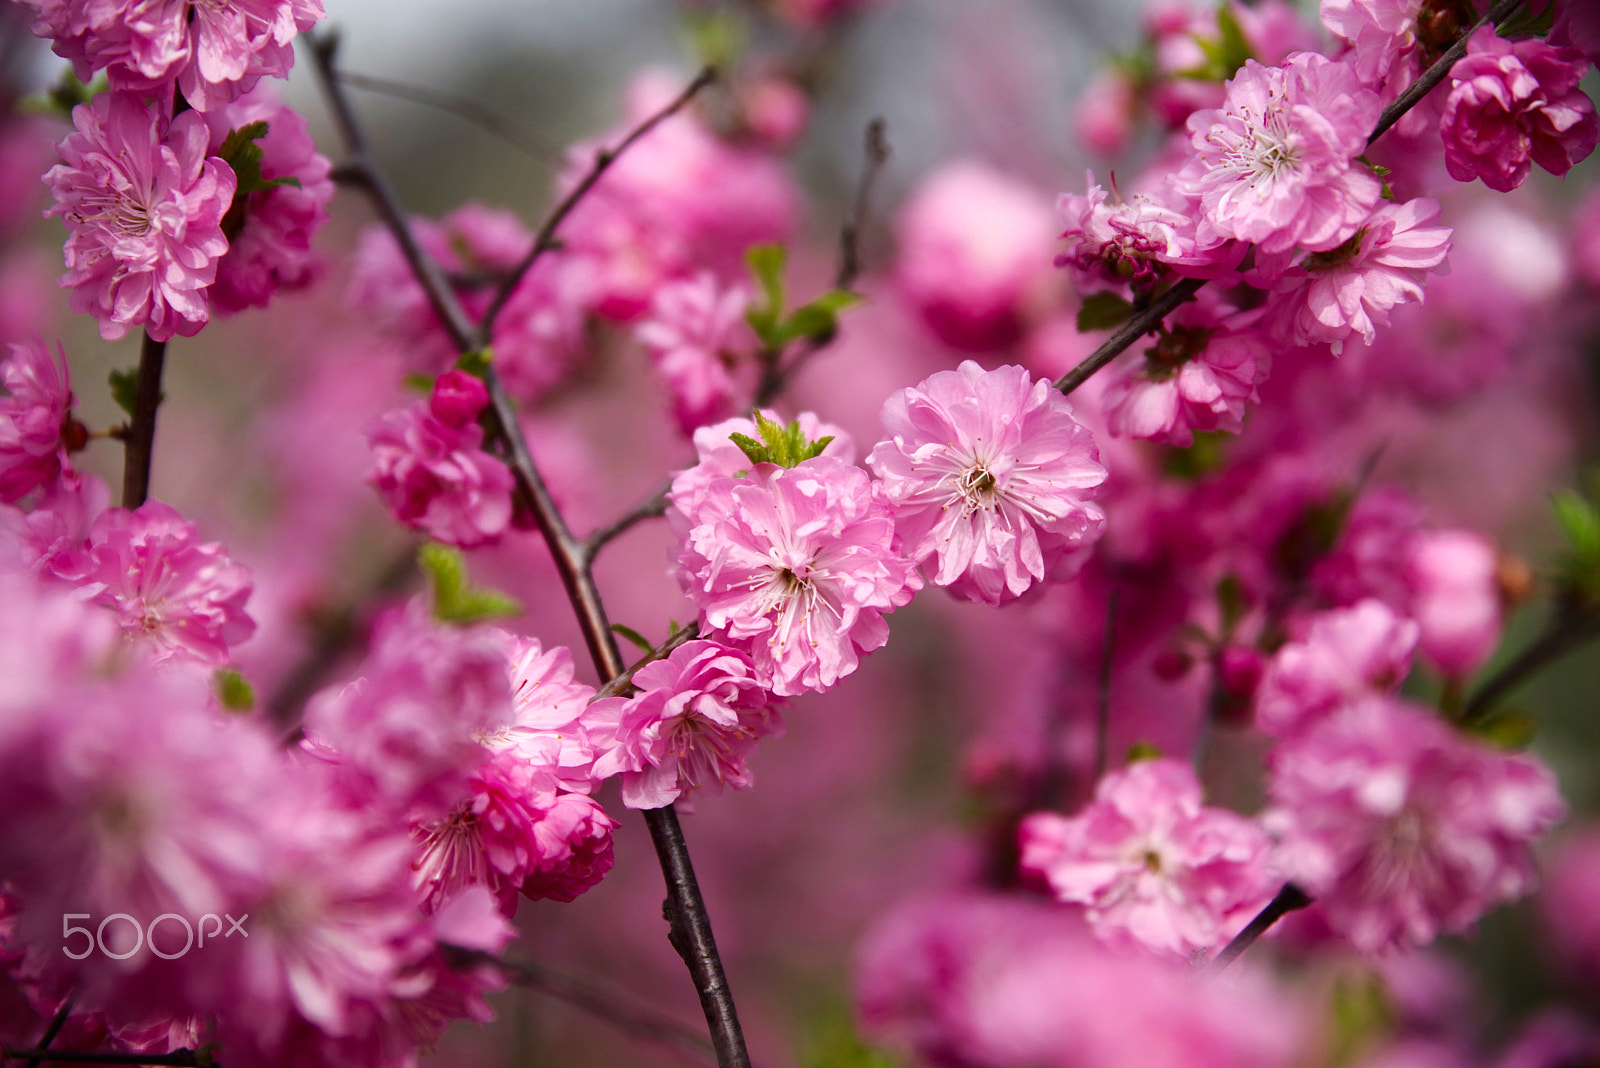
[333, 69, 561, 163]
[120, 332, 166, 509]
[595, 621, 704, 701]
[473, 67, 718, 349]
[22, 999, 74, 1068]
[581, 478, 673, 563]
[441, 946, 717, 1066]
[306, 38, 750, 1068]
[1206, 884, 1312, 973]
[1461, 604, 1600, 723]
[2, 1051, 204, 1067]
[1051, 0, 1527, 399]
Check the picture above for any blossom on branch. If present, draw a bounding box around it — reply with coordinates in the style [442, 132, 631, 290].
[44, 91, 236, 341]
[0, 339, 77, 503]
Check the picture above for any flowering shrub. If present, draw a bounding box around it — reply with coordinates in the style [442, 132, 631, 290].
[2, 2, 1600, 1068]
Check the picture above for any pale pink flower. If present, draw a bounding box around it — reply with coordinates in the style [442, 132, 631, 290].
[894, 161, 1057, 351]
[1254, 600, 1419, 739]
[589, 639, 781, 809]
[1441, 28, 1598, 193]
[1404, 529, 1500, 679]
[1076, 70, 1138, 158]
[28, 0, 324, 111]
[635, 272, 754, 435]
[44, 91, 236, 341]
[485, 634, 605, 795]
[1173, 54, 1383, 254]
[1321, 0, 1424, 88]
[1102, 298, 1269, 446]
[1056, 174, 1234, 295]
[0, 339, 76, 503]
[202, 86, 333, 314]
[78, 500, 255, 666]
[674, 456, 920, 696]
[364, 376, 514, 549]
[1260, 197, 1451, 354]
[1019, 758, 1274, 958]
[869, 361, 1107, 606]
[1265, 698, 1565, 954]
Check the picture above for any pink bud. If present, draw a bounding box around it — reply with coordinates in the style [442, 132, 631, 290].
[430, 371, 490, 428]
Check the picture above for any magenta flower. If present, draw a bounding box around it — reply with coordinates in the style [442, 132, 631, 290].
[674, 455, 920, 696]
[44, 91, 236, 341]
[1056, 174, 1236, 294]
[202, 86, 334, 314]
[364, 376, 515, 549]
[1441, 28, 1598, 193]
[1019, 758, 1274, 958]
[1404, 529, 1501, 679]
[1265, 698, 1565, 954]
[1172, 54, 1382, 254]
[1254, 599, 1418, 739]
[634, 272, 754, 435]
[518, 791, 619, 904]
[868, 361, 1107, 606]
[28, 0, 325, 112]
[893, 161, 1057, 351]
[589, 639, 782, 809]
[1260, 197, 1452, 354]
[0, 339, 76, 503]
[78, 500, 256, 666]
[1102, 298, 1270, 446]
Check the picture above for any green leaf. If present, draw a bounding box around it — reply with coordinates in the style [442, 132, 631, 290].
[1124, 741, 1164, 764]
[1553, 490, 1600, 565]
[1326, 973, 1393, 1068]
[419, 543, 523, 625]
[212, 669, 255, 712]
[1469, 709, 1538, 750]
[744, 244, 788, 347]
[729, 413, 835, 468]
[681, 9, 743, 69]
[611, 623, 654, 654]
[455, 349, 493, 378]
[729, 432, 771, 466]
[403, 373, 436, 394]
[21, 69, 107, 119]
[1161, 430, 1229, 481]
[1215, 573, 1247, 635]
[1076, 291, 1133, 332]
[1180, 2, 1254, 81]
[108, 368, 140, 417]
[217, 122, 303, 240]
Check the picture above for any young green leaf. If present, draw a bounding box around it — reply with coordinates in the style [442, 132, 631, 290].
[419, 543, 523, 625]
[611, 623, 655, 654]
[212, 669, 256, 712]
[1076, 291, 1133, 332]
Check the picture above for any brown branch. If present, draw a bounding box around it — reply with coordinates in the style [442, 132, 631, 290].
[307, 38, 751, 1068]
[120, 332, 166, 509]
[594, 622, 703, 701]
[21, 999, 74, 1068]
[473, 67, 718, 350]
[441, 946, 718, 1067]
[581, 478, 673, 563]
[333, 69, 560, 163]
[1461, 602, 1600, 723]
[1051, 0, 1527, 399]
[1206, 883, 1312, 973]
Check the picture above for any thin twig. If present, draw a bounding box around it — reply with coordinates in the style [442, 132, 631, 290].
[1051, 0, 1526, 399]
[334, 69, 560, 163]
[594, 622, 703, 701]
[1206, 884, 1312, 973]
[442, 946, 717, 1066]
[473, 67, 718, 349]
[1461, 604, 1600, 723]
[581, 479, 673, 562]
[120, 332, 166, 509]
[22, 999, 74, 1068]
[307, 40, 751, 1068]
[1367, 0, 1526, 146]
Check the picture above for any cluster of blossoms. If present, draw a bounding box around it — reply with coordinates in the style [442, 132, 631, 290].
[5, 0, 1600, 1065]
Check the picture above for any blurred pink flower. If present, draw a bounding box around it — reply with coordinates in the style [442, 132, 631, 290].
[1255, 599, 1418, 739]
[44, 92, 235, 341]
[870, 361, 1106, 605]
[635, 272, 754, 435]
[1441, 28, 1597, 193]
[1173, 54, 1382, 254]
[1265, 698, 1564, 954]
[1404, 529, 1501, 679]
[0, 339, 76, 503]
[1019, 758, 1274, 958]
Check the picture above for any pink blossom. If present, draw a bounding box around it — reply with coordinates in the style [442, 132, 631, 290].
[667, 410, 856, 532]
[1441, 28, 1598, 193]
[673, 456, 920, 696]
[1075, 70, 1138, 158]
[1254, 600, 1419, 738]
[364, 378, 514, 549]
[634, 272, 754, 435]
[1055, 174, 1240, 295]
[1102, 297, 1269, 446]
[78, 500, 256, 666]
[894, 161, 1057, 351]
[589, 639, 782, 809]
[1261, 197, 1452, 354]
[0, 472, 108, 580]
[1019, 758, 1274, 958]
[485, 634, 605, 795]
[202, 86, 334, 314]
[44, 91, 236, 341]
[868, 361, 1107, 605]
[518, 791, 618, 903]
[0, 339, 76, 503]
[1265, 698, 1565, 954]
[1404, 529, 1500, 678]
[1551, 1, 1600, 66]
[1321, 0, 1425, 88]
[1539, 828, 1600, 983]
[302, 600, 513, 809]
[27, 0, 324, 111]
[1172, 54, 1382, 254]
[738, 73, 808, 148]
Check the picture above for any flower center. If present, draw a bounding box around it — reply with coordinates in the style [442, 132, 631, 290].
[956, 463, 998, 512]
